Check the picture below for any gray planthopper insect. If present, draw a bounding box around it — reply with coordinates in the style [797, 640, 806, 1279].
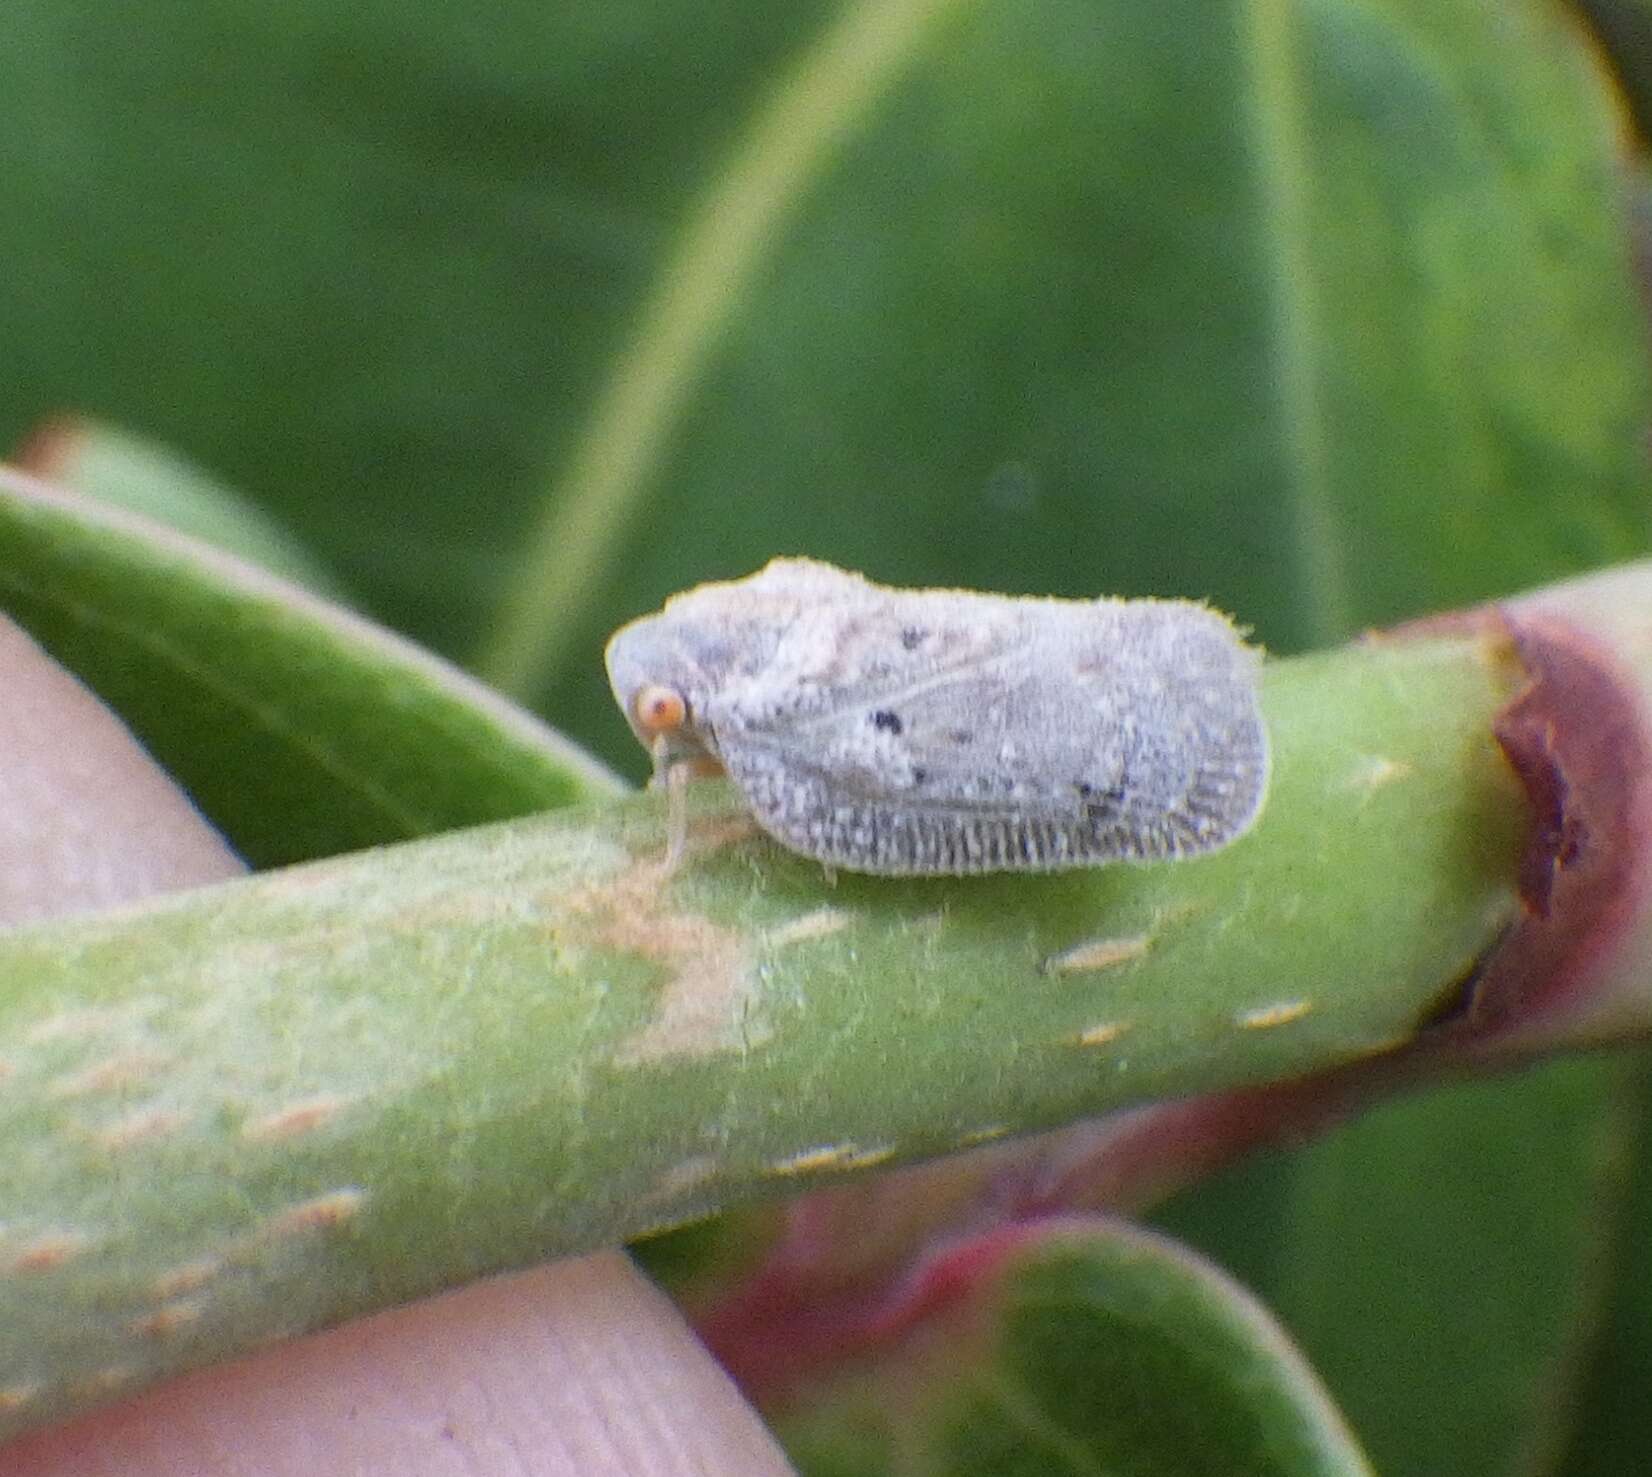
[604, 558, 1269, 876]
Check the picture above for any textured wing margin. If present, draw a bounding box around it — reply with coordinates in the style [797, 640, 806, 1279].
[716, 595, 1269, 876]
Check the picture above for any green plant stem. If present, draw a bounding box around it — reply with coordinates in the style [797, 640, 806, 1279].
[0, 633, 1520, 1436]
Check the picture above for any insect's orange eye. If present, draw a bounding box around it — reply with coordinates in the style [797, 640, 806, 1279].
[633, 684, 688, 735]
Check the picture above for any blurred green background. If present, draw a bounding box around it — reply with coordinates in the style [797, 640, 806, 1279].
[6, 0, 1649, 779]
[5, 2, 1652, 1473]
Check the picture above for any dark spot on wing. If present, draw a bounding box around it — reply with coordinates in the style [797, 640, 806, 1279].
[901, 627, 926, 650]
[871, 710, 903, 734]
[948, 730, 974, 745]
[912, 766, 928, 784]
[1077, 779, 1127, 820]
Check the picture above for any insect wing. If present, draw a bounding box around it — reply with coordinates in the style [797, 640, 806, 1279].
[1051, 600, 1269, 859]
[714, 597, 1266, 875]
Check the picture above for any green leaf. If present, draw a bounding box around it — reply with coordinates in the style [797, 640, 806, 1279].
[0, 0, 1643, 773]
[1544, 1058, 1652, 1477]
[492, 0, 1652, 723]
[15, 415, 346, 596]
[1287, 1057, 1639, 1477]
[1154, 1057, 1640, 1477]
[774, 1222, 1374, 1476]
[0, 469, 619, 867]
